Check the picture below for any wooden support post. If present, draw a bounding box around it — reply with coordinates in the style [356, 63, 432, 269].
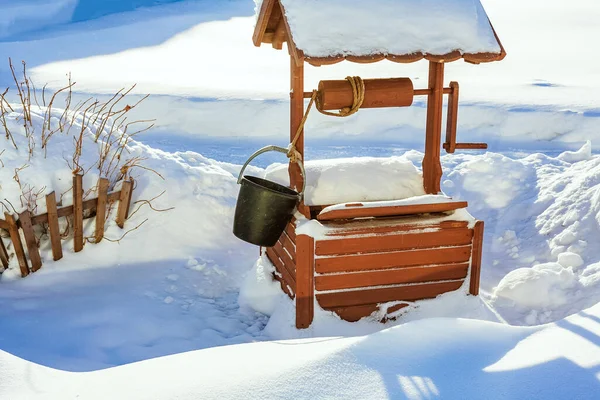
[290, 55, 304, 192]
[423, 61, 445, 194]
[73, 174, 84, 252]
[46, 191, 63, 261]
[95, 178, 109, 243]
[295, 234, 315, 329]
[290, 55, 311, 218]
[470, 221, 484, 295]
[19, 210, 42, 272]
[0, 235, 9, 269]
[444, 81, 459, 154]
[116, 180, 133, 229]
[4, 213, 29, 277]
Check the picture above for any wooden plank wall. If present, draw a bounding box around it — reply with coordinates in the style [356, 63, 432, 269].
[314, 222, 475, 322]
[265, 221, 297, 299]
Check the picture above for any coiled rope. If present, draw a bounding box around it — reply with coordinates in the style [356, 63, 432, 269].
[287, 76, 365, 163]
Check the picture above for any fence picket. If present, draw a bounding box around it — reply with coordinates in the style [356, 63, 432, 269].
[0, 235, 9, 268]
[18, 210, 42, 272]
[46, 191, 63, 261]
[4, 213, 29, 277]
[95, 178, 109, 243]
[116, 180, 133, 228]
[73, 174, 84, 252]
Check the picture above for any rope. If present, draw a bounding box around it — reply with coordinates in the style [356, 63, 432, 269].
[316, 76, 365, 118]
[287, 76, 365, 163]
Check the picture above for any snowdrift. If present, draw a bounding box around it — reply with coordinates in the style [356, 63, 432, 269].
[1, 302, 599, 400]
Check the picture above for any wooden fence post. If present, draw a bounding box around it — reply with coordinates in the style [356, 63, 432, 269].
[4, 213, 29, 277]
[18, 210, 42, 272]
[296, 234, 315, 329]
[116, 179, 133, 228]
[95, 178, 109, 243]
[73, 174, 84, 252]
[45, 191, 63, 261]
[0, 234, 9, 269]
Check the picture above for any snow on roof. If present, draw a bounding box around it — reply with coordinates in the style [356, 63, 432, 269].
[254, 0, 505, 64]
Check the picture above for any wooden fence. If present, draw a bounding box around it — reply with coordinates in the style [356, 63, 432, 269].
[0, 174, 133, 277]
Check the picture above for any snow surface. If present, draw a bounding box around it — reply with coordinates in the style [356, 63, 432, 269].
[263, 156, 425, 205]
[2, 303, 599, 400]
[0, 0, 77, 40]
[274, 0, 501, 58]
[1, 1, 600, 398]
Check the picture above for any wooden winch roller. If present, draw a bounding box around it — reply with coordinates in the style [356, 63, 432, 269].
[317, 77, 414, 110]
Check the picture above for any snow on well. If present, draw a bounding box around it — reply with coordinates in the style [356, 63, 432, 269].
[263, 156, 425, 205]
[273, 0, 501, 57]
[2, 302, 599, 400]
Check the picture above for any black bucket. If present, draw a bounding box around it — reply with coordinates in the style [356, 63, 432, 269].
[233, 146, 305, 247]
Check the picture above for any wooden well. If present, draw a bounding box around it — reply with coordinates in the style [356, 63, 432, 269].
[252, 0, 504, 328]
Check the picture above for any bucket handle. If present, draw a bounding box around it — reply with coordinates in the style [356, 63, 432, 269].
[237, 145, 306, 198]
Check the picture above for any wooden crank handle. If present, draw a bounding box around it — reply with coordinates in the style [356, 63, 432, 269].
[443, 143, 488, 151]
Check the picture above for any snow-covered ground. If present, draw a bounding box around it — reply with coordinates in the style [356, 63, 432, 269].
[1, 0, 599, 398]
[2, 303, 600, 399]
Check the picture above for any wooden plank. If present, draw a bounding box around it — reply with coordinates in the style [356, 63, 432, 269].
[316, 263, 469, 291]
[73, 174, 84, 252]
[444, 81, 459, 154]
[452, 143, 489, 150]
[284, 220, 296, 242]
[116, 180, 133, 228]
[266, 247, 296, 292]
[252, 0, 275, 46]
[30, 191, 120, 226]
[317, 78, 413, 110]
[316, 228, 473, 256]
[422, 61, 444, 194]
[273, 240, 296, 279]
[317, 201, 468, 221]
[0, 235, 9, 269]
[271, 16, 286, 50]
[316, 245, 472, 274]
[95, 178, 109, 243]
[273, 272, 294, 299]
[295, 234, 314, 329]
[280, 230, 296, 261]
[329, 303, 410, 322]
[330, 304, 379, 322]
[317, 280, 464, 308]
[45, 191, 63, 261]
[326, 220, 470, 237]
[470, 221, 485, 296]
[4, 213, 28, 277]
[18, 210, 42, 272]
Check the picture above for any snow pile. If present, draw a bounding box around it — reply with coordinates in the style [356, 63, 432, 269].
[272, 0, 501, 57]
[0, 0, 77, 39]
[443, 143, 600, 325]
[0, 101, 255, 284]
[263, 156, 425, 205]
[2, 302, 599, 400]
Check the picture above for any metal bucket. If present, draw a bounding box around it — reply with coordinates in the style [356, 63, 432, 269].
[233, 145, 305, 247]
